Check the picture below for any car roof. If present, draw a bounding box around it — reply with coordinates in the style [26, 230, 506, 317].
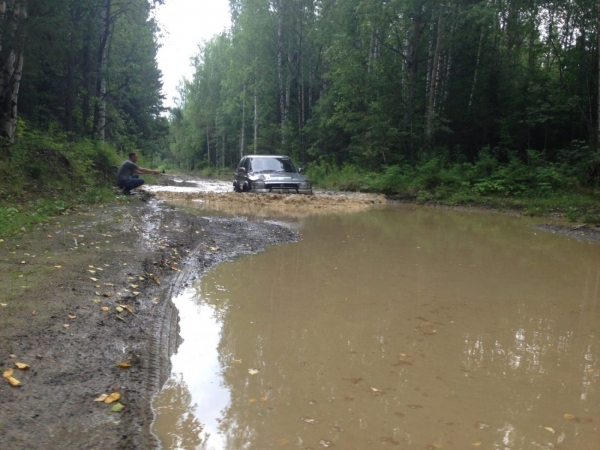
[246, 155, 291, 159]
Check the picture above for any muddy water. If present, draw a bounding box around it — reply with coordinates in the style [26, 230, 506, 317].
[152, 205, 600, 449]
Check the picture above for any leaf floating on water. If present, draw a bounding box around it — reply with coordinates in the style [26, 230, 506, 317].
[370, 387, 380, 392]
[249, 398, 257, 403]
[104, 392, 120, 404]
[564, 414, 575, 420]
[94, 394, 109, 402]
[471, 442, 482, 447]
[277, 439, 289, 446]
[318, 439, 333, 448]
[111, 402, 124, 412]
[544, 427, 556, 434]
[248, 369, 259, 375]
[233, 359, 242, 364]
[260, 397, 268, 402]
[301, 417, 317, 424]
[15, 362, 29, 370]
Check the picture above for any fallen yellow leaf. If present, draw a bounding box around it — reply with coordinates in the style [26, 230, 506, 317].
[90, 277, 99, 282]
[118, 363, 132, 368]
[7, 376, 21, 387]
[249, 398, 257, 403]
[104, 392, 121, 404]
[260, 397, 268, 402]
[63, 324, 69, 329]
[564, 414, 575, 420]
[94, 394, 108, 402]
[68, 315, 77, 319]
[101, 306, 109, 312]
[0, 303, 7, 307]
[88, 270, 96, 274]
[124, 305, 133, 314]
[248, 369, 259, 375]
[55, 265, 62, 269]
[544, 427, 555, 434]
[15, 362, 29, 370]
[116, 306, 124, 313]
[130, 284, 138, 289]
[132, 291, 140, 296]
[3, 368, 14, 378]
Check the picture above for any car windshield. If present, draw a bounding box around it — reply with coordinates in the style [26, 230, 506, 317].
[249, 157, 296, 173]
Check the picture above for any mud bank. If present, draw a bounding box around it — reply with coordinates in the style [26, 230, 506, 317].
[0, 195, 297, 449]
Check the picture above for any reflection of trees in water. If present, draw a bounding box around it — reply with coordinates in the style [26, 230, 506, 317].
[197, 210, 600, 448]
[155, 374, 208, 450]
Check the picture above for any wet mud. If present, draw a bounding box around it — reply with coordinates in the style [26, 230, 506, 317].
[532, 222, 600, 241]
[0, 190, 297, 449]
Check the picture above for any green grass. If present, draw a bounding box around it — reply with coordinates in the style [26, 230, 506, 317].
[306, 159, 600, 223]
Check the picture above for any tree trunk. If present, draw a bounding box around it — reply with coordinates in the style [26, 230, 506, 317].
[426, 8, 443, 140]
[277, 0, 285, 144]
[253, 89, 258, 155]
[597, 0, 600, 147]
[0, 0, 27, 142]
[96, 0, 112, 141]
[468, 26, 484, 112]
[240, 84, 246, 158]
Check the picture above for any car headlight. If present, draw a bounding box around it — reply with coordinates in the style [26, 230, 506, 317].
[252, 181, 265, 189]
[298, 182, 311, 189]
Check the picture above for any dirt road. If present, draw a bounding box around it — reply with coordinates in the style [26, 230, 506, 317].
[0, 190, 299, 449]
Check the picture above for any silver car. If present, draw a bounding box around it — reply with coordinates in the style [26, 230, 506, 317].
[233, 155, 313, 195]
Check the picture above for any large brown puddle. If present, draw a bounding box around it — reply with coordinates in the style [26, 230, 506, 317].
[152, 205, 600, 449]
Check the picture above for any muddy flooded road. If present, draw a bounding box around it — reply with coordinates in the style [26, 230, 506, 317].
[151, 201, 600, 449]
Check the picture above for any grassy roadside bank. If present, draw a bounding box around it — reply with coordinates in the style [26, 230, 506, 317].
[0, 135, 162, 238]
[305, 156, 600, 223]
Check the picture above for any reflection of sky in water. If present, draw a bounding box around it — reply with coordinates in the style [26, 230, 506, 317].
[154, 206, 600, 449]
[168, 287, 229, 449]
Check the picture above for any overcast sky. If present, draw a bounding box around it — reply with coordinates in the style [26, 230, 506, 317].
[154, 0, 231, 109]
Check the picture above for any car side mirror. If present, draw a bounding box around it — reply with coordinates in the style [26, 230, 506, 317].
[238, 167, 246, 174]
[298, 168, 305, 174]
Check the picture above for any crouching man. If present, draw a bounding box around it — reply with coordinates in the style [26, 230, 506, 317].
[116, 152, 160, 195]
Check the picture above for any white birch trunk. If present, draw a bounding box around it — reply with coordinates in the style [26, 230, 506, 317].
[253, 90, 258, 155]
[240, 84, 246, 158]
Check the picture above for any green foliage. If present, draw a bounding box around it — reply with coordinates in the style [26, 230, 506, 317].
[0, 133, 124, 236]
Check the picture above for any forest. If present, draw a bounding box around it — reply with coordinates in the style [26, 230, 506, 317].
[2, 0, 600, 232]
